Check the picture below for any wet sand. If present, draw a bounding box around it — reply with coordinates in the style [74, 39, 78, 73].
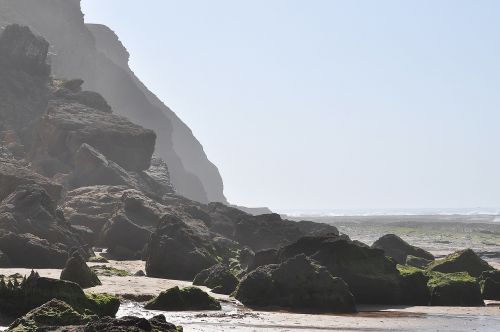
[1, 260, 499, 331]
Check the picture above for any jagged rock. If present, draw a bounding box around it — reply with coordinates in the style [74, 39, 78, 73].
[144, 286, 221, 311]
[86, 315, 182, 332]
[248, 248, 279, 271]
[428, 249, 494, 277]
[146, 215, 218, 280]
[372, 234, 434, 264]
[31, 97, 156, 172]
[427, 272, 484, 306]
[479, 270, 500, 300]
[235, 254, 356, 312]
[0, 24, 50, 76]
[0, 158, 62, 202]
[0, 271, 119, 317]
[278, 235, 404, 304]
[0, 185, 89, 267]
[53, 80, 112, 113]
[406, 255, 432, 269]
[7, 299, 94, 332]
[193, 264, 239, 295]
[144, 154, 175, 194]
[60, 251, 101, 288]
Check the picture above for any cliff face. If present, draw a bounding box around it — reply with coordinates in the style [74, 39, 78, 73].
[0, 0, 226, 204]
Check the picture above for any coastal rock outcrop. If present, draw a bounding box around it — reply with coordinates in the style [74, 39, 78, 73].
[479, 270, 500, 300]
[372, 234, 434, 264]
[427, 272, 484, 306]
[235, 254, 356, 312]
[193, 264, 239, 295]
[428, 249, 494, 277]
[144, 286, 221, 311]
[60, 251, 101, 288]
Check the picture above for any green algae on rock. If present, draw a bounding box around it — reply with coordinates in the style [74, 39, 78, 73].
[428, 249, 494, 277]
[144, 286, 221, 311]
[235, 254, 356, 312]
[91, 265, 130, 277]
[193, 264, 239, 295]
[60, 251, 101, 288]
[479, 270, 500, 300]
[372, 234, 434, 265]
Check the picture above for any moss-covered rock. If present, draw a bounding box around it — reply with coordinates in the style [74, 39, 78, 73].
[0, 271, 119, 317]
[144, 286, 221, 311]
[91, 265, 130, 277]
[428, 249, 494, 277]
[7, 299, 94, 331]
[397, 265, 430, 305]
[88, 256, 109, 263]
[60, 251, 101, 288]
[193, 264, 239, 295]
[479, 270, 500, 300]
[372, 234, 434, 264]
[427, 272, 484, 306]
[86, 314, 183, 332]
[406, 255, 432, 269]
[234, 254, 356, 312]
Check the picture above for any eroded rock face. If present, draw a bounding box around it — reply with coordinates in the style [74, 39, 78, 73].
[372, 234, 434, 265]
[60, 251, 101, 288]
[144, 286, 221, 311]
[0, 158, 62, 202]
[0, 185, 88, 267]
[428, 249, 494, 278]
[31, 97, 156, 172]
[235, 254, 356, 312]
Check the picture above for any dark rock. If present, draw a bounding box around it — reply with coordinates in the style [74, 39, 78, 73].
[406, 255, 432, 269]
[398, 266, 431, 305]
[193, 264, 239, 295]
[248, 248, 279, 271]
[143, 155, 175, 194]
[60, 251, 101, 288]
[7, 299, 93, 331]
[428, 249, 494, 277]
[62, 79, 84, 93]
[0, 24, 50, 76]
[279, 235, 403, 304]
[234, 254, 356, 312]
[88, 256, 109, 263]
[144, 286, 221, 311]
[31, 98, 156, 172]
[134, 270, 146, 277]
[0, 249, 11, 267]
[145, 215, 218, 280]
[372, 234, 434, 264]
[479, 270, 500, 300]
[0, 158, 62, 202]
[427, 272, 484, 306]
[86, 314, 181, 332]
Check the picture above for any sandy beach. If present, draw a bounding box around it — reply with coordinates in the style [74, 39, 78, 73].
[1, 259, 499, 332]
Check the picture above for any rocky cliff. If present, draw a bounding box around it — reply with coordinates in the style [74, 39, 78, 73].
[0, 0, 226, 204]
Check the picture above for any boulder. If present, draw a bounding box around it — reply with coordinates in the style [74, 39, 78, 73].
[234, 254, 356, 312]
[479, 270, 500, 300]
[428, 249, 494, 277]
[7, 299, 93, 332]
[0, 24, 50, 76]
[60, 251, 101, 288]
[86, 315, 181, 332]
[406, 255, 432, 269]
[0, 249, 11, 267]
[248, 248, 279, 271]
[193, 264, 239, 295]
[372, 234, 434, 264]
[0, 271, 119, 316]
[31, 98, 156, 172]
[0, 184, 88, 267]
[0, 158, 62, 202]
[144, 286, 221, 311]
[279, 235, 403, 304]
[145, 215, 218, 280]
[397, 265, 431, 305]
[427, 272, 484, 306]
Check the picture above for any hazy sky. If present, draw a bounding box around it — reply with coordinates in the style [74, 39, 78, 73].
[82, 0, 500, 211]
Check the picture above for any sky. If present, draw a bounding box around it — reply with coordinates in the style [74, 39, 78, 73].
[81, 0, 500, 211]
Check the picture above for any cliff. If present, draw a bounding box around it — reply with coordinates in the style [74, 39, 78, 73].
[0, 0, 226, 204]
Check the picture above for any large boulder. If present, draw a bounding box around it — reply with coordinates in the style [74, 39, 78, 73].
[0, 271, 119, 317]
[31, 97, 156, 172]
[234, 254, 356, 312]
[278, 235, 404, 304]
[60, 251, 101, 288]
[248, 248, 279, 271]
[479, 270, 500, 300]
[145, 215, 218, 280]
[427, 272, 484, 306]
[144, 286, 221, 311]
[372, 234, 434, 264]
[85, 315, 182, 332]
[428, 249, 494, 277]
[193, 264, 239, 295]
[0, 158, 62, 202]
